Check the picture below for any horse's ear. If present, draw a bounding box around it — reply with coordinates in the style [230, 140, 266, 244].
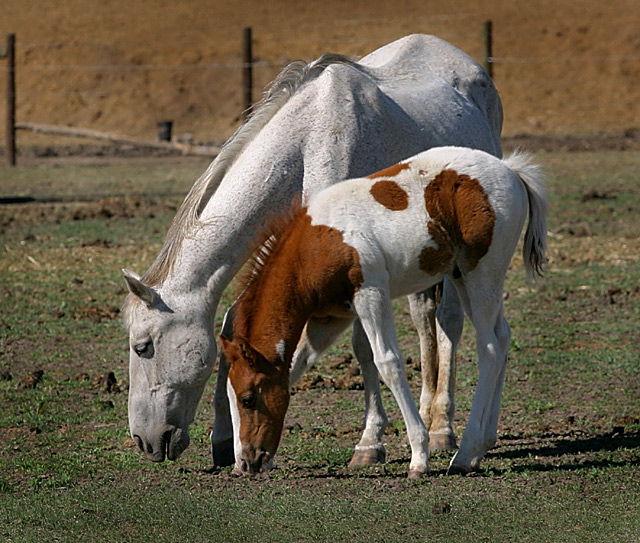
[123, 269, 157, 307]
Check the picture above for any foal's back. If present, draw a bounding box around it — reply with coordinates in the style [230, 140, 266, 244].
[306, 147, 529, 299]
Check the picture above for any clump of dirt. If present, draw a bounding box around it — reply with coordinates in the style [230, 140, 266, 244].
[18, 370, 44, 389]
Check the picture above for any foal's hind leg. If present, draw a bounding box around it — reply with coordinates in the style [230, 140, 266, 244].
[349, 319, 388, 466]
[448, 275, 511, 475]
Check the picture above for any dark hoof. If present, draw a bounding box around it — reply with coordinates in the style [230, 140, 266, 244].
[349, 446, 386, 467]
[428, 432, 457, 453]
[212, 437, 235, 467]
[446, 463, 471, 476]
[408, 467, 428, 479]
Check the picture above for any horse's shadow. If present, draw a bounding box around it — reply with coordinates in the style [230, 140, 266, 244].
[483, 429, 640, 475]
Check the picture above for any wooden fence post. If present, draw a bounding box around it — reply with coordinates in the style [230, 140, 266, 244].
[483, 21, 493, 79]
[242, 27, 253, 121]
[4, 33, 16, 166]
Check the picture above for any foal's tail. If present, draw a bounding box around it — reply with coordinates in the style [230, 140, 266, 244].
[503, 150, 548, 281]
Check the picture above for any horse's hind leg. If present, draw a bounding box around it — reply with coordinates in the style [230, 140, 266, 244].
[408, 280, 462, 452]
[349, 318, 388, 466]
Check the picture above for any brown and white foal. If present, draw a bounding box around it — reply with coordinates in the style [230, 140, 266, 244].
[220, 146, 547, 478]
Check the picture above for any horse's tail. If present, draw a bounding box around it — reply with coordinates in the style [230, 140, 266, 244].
[503, 150, 548, 281]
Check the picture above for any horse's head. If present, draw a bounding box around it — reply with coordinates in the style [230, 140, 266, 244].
[123, 269, 216, 462]
[220, 334, 290, 475]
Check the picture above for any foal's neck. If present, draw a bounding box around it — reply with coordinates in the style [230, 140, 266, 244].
[236, 266, 313, 368]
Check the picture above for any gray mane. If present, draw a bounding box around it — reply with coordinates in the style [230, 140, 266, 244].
[139, 53, 358, 288]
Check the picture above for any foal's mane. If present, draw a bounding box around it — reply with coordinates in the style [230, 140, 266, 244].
[138, 53, 359, 289]
[234, 196, 306, 309]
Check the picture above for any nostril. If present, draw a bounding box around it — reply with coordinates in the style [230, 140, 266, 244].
[133, 435, 144, 452]
[256, 451, 267, 473]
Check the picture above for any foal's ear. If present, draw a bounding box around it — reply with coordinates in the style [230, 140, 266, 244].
[235, 335, 259, 365]
[219, 334, 258, 366]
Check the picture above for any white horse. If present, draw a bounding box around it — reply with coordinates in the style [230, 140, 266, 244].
[221, 147, 547, 477]
[122, 34, 503, 466]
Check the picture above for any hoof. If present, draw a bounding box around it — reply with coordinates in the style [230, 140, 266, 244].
[212, 438, 235, 467]
[349, 446, 386, 467]
[446, 463, 470, 476]
[428, 431, 457, 453]
[408, 467, 428, 480]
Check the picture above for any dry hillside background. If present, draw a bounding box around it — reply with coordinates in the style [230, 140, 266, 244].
[1, 0, 639, 147]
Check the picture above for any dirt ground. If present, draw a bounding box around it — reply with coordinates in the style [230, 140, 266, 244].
[1, 0, 640, 147]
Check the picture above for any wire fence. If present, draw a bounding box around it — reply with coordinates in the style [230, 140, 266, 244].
[2, 24, 640, 162]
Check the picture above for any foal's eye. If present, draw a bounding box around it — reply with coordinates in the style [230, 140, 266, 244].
[241, 393, 256, 410]
[133, 341, 154, 359]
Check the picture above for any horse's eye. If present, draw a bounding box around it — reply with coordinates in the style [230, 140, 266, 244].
[241, 393, 256, 410]
[133, 341, 154, 359]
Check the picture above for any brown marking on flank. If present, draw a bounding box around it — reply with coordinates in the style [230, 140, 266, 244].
[368, 162, 410, 179]
[370, 180, 409, 211]
[422, 169, 496, 274]
[419, 221, 455, 275]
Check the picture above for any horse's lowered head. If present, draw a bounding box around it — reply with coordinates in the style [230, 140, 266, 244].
[123, 269, 217, 462]
[219, 334, 290, 475]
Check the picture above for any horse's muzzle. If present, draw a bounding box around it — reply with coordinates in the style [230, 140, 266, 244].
[133, 426, 189, 462]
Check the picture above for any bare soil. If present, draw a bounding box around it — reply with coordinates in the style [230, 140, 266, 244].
[1, 0, 639, 146]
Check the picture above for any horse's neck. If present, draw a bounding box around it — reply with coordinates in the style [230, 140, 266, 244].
[161, 94, 358, 303]
[167, 146, 302, 301]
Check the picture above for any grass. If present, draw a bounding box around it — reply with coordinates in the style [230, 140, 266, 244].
[1, 150, 639, 542]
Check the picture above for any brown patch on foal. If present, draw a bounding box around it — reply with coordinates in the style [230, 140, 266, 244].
[370, 180, 409, 211]
[421, 169, 496, 275]
[368, 162, 409, 179]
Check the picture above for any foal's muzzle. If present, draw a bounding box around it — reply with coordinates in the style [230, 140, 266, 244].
[240, 448, 273, 475]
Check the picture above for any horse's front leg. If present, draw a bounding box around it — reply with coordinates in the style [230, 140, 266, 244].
[211, 306, 236, 467]
[354, 286, 429, 478]
[408, 281, 461, 452]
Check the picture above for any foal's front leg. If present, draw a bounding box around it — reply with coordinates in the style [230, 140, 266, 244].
[354, 287, 430, 478]
[349, 319, 388, 466]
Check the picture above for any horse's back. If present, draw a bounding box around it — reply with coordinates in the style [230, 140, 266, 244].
[359, 35, 503, 155]
[283, 37, 502, 188]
